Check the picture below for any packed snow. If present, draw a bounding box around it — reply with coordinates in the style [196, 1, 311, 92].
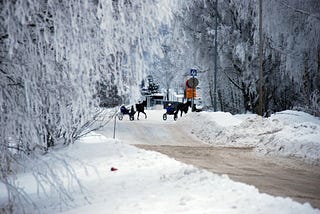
[179, 110, 320, 165]
[0, 110, 319, 213]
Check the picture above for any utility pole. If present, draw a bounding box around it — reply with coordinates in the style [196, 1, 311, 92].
[258, 0, 263, 116]
[213, 0, 218, 112]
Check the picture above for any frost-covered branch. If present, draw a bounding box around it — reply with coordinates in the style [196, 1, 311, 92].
[280, 1, 320, 21]
[73, 108, 118, 142]
[1, 0, 180, 212]
[222, 69, 243, 90]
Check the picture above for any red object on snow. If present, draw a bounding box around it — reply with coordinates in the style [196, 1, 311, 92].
[110, 167, 118, 171]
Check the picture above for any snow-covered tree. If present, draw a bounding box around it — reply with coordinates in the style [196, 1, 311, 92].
[0, 0, 182, 211]
[170, 0, 319, 115]
[263, 0, 320, 115]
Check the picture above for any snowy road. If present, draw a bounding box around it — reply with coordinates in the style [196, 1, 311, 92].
[98, 110, 320, 209]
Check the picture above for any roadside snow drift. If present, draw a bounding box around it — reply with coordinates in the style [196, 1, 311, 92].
[178, 110, 320, 165]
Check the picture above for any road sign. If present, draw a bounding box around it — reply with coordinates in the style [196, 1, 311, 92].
[187, 77, 199, 88]
[186, 88, 196, 98]
[190, 68, 198, 76]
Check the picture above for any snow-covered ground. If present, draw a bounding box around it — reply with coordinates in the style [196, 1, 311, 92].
[1, 110, 319, 213]
[179, 110, 320, 165]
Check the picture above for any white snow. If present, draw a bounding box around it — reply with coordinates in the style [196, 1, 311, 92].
[1, 110, 320, 213]
[179, 110, 320, 165]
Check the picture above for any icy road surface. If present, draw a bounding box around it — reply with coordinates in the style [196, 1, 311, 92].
[98, 109, 320, 208]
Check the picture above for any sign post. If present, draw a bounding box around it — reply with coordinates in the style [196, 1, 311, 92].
[113, 113, 117, 139]
[189, 69, 198, 112]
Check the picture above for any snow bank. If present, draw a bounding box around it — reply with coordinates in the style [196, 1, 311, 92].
[2, 133, 317, 213]
[178, 110, 320, 165]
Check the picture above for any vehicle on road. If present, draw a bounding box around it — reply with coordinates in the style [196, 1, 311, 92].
[118, 105, 135, 121]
